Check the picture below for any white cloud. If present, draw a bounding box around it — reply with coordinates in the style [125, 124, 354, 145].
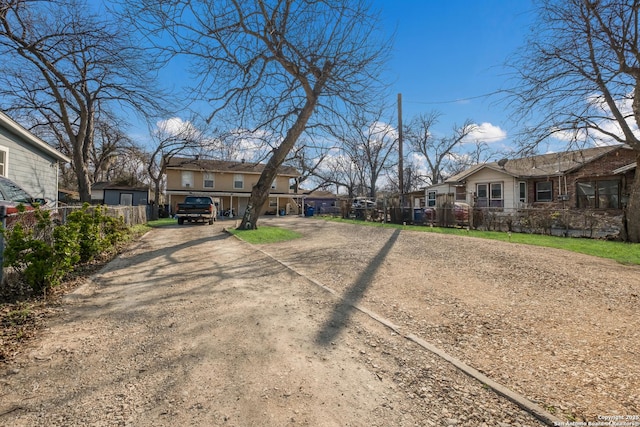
[156, 117, 197, 136]
[551, 93, 640, 146]
[464, 122, 507, 143]
[368, 121, 398, 141]
[220, 128, 278, 162]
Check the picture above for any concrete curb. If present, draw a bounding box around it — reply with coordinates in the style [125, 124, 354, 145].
[404, 334, 562, 426]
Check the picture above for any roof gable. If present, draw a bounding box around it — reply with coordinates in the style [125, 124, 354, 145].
[0, 111, 70, 163]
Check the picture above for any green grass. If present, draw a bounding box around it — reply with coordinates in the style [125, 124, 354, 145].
[323, 217, 640, 265]
[228, 225, 302, 244]
[146, 217, 177, 228]
[125, 218, 176, 239]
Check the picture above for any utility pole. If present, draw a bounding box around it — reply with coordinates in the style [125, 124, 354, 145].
[397, 93, 404, 212]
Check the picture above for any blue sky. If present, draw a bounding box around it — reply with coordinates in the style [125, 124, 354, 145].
[373, 0, 536, 149]
[115, 0, 538, 154]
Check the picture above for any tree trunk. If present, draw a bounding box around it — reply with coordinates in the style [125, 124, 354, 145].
[624, 155, 640, 243]
[74, 149, 92, 203]
[151, 179, 162, 221]
[239, 98, 319, 230]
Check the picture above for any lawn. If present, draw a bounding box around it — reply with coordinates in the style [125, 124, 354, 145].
[148, 216, 639, 265]
[227, 225, 302, 244]
[324, 217, 640, 266]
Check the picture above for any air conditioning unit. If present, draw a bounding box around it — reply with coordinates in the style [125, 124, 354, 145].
[558, 194, 569, 201]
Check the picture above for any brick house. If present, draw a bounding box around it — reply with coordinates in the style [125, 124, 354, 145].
[164, 157, 302, 217]
[428, 145, 636, 212]
[424, 145, 636, 234]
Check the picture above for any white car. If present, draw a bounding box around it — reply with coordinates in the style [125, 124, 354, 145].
[352, 199, 376, 209]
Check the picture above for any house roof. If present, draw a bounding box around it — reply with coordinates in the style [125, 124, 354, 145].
[446, 145, 628, 183]
[92, 181, 149, 191]
[302, 190, 338, 198]
[613, 162, 637, 174]
[0, 111, 71, 163]
[165, 157, 300, 177]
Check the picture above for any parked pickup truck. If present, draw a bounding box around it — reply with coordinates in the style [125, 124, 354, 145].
[175, 196, 218, 225]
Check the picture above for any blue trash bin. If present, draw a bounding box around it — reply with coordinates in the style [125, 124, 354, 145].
[305, 206, 314, 217]
[414, 208, 424, 223]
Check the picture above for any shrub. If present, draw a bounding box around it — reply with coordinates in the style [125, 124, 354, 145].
[1, 203, 131, 297]
[65, 204, 127, 263]
[2, 207, 80, 295]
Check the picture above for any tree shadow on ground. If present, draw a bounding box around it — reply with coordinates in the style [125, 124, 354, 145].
[314, 228, 400, 346]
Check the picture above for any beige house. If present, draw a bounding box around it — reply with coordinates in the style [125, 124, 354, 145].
[164, 157, 302, 217]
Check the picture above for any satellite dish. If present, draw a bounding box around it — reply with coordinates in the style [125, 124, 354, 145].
[497, 158, 508, 167]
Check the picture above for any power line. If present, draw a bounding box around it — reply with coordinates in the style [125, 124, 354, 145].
[404, 90, 501, 106]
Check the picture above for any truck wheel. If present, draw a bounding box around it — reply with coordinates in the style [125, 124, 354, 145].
[177, 217, 184, 225]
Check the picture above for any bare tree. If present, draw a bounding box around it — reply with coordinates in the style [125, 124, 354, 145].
[147, 118, 204, 220]
[383, 162, 425, 195]
[315, 151, 362, 197]
[91, 118, 143, 184]
[287, 140, 333, 193]
[506, 0, 640, 242]
[404, 112, 477, 186]
[126, 0, 390, 229]
[335, 109, 398, 199]
[0, 0, 165, 202]
[446, 140, 502, 177]
[402, 161, 428, 193]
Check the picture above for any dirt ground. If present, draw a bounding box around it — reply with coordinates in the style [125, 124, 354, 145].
[0, 216, 638, 426]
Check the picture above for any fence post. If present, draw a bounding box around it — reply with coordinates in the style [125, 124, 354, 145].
[0, 205, 6, 284]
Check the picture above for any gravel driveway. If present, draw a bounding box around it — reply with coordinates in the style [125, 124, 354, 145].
[0, 216, 638, 426]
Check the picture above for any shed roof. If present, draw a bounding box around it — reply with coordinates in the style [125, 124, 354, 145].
[92, 181, 149, 191]
[302, 190, 338, 198]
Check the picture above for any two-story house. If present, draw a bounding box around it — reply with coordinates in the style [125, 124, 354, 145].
[164, 157, 302, 217]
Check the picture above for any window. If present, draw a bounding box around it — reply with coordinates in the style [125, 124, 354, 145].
[577, 179, 620, 209]
[427, 191, 436, 207]
[455, 186, 466, 201]
[233, 174, 244, 189]
[535, 181, 553, 202]
[0, 148, 7, 177]
[203, 173, 214, 189]
[476, 183, 503, 208]
[518, 182, 527, 204]
[119, 193, 133, 206]
[490, 183, 503, 207]
[476, 184, 488, 207]
[181, 171, 194, 188]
